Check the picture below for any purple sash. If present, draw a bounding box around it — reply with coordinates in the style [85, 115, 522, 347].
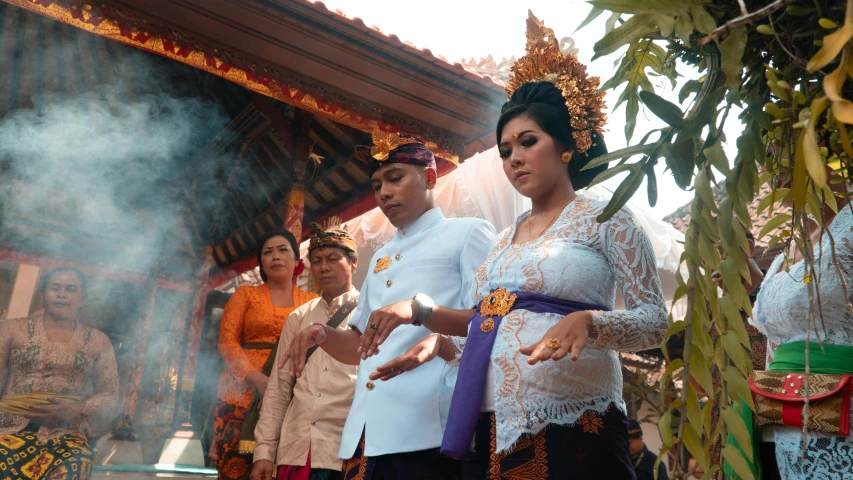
[440, 290, 610, 459]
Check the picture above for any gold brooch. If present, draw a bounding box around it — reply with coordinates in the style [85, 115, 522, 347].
[373, 256, 391, 273]
[480, 318, 495, 333]
[479, 287, 517, 318]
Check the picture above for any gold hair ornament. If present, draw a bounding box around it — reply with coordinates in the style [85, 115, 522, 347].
[368, 128, 421, 161]
[506, 11, 607, 154]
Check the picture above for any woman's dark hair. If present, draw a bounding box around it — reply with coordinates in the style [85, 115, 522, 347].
[40, 267, 87, 296]
[256, 228, 300, 282]
[496, 82, 608, 190]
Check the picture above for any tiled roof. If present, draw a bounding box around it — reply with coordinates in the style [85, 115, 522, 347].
[304, 0, 506, 93]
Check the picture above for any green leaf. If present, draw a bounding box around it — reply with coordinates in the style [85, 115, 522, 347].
[646, 164, 658, 207]
[598, 165, 646, 222]
[593, 14, 654, 59]
[758, 214, 792, 241]
[689, 5, 716, 34]
[794, 132, 807, 211]
[626, 90, 640, 141]
[663, 320, 687, 339]
[665, 140, 696, 189]
[720, 293, 749, 346]
[756, 188, 791, 215]
[639, 90, 685, 128]
[689, 343, 714, 396]
[698, 233, 720, 274]
[575, 6, 605, 33]
[589, 162, 641, 187]
[694, 169, 720, 214]
[703, 138, 730, 175]
[720, 257, 744, 301]
[659, 410, 674, 445]
[605, 11, 621, 33]
[675, 9, 694, 46]
[721, 407, 754, 462]
[722, 330, 749, 377]
[823, 185, 839, 214]
[682, 423, 709, 470]
[679, 79, 702, 104]
[655, 14, 676, 38]
[723, 366, 755, 410]
[582, 144, 656, 170]
[807, 21, 853, 72]
[720, 26, 748, 89]
[686, 384, 703, 435]
[722, 445, 756, 480]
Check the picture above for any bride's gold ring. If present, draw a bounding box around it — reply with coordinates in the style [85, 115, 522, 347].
[546, 338, 561, 350]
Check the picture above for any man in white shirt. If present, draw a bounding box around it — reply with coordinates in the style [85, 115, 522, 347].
[251, 224, 361, 480]
[281, 132, 495, 479]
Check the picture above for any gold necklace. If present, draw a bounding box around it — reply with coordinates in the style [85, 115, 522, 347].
[527, 199, 573, 241]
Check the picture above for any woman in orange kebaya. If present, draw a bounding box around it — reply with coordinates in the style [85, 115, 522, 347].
[212, 228, 318, 480]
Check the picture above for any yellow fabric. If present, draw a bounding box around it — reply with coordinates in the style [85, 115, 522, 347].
[0, 393, 81, 415]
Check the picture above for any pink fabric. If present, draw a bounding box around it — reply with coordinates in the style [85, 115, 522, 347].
[276, 448, 311, 480]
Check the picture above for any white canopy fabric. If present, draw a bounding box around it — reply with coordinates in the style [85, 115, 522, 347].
[301, 146, 684, 274]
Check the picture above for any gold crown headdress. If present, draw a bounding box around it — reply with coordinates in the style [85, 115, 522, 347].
[506, 11, 607, 154]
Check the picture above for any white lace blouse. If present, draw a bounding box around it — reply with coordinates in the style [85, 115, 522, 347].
[752, 205, 853, 479]
[451, 195, 667, 453]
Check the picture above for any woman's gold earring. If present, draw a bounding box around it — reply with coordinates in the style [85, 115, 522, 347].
[561, 151, 572, 163]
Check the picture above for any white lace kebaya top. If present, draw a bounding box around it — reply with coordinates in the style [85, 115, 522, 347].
[752, 205, 853, 479]
[451, 195, 667, 453]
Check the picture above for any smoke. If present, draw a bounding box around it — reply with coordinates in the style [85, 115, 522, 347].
[0, 47, 232, 275]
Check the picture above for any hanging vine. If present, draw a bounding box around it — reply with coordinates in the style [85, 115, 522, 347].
[580, 0, 853, 477]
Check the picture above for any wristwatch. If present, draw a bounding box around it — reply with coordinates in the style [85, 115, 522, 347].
[411, 293, 435, 327]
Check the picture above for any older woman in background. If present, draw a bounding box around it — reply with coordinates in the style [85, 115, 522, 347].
[0, 267, 119, 480]
[213, 229, 318, 480]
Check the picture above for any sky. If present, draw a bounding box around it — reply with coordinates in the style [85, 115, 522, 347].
[314, 0, 746, 220]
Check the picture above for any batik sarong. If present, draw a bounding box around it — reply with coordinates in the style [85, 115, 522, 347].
[461, 407, 636, 480]
[342, 433, 459, 480]
[0, 430, 92, 480]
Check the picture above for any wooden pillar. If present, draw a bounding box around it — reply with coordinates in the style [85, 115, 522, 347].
[177, 248, 216, 412]
[8, 264, 40, 318]
[284, 186, 305, 239]
[123, 262, 162, 424]
[284, 114, 313, 238]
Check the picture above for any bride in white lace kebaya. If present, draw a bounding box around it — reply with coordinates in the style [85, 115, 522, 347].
[356, 14, 667, 479]
[751, 199, 853, 479]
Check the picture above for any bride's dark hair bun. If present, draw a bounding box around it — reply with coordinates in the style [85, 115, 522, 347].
[496, 82, 607, 190]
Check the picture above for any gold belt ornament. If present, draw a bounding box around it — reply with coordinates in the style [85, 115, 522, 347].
[478, 287, 517, 333]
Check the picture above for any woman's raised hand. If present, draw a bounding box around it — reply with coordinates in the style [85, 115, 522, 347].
[519, 311, 595, 364]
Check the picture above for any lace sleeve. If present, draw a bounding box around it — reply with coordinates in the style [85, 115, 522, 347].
[589, 209, 667, 352]
[79, 330, 119, 418]
[447, 335, 467, 367]
[218, 286, 254, 380]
